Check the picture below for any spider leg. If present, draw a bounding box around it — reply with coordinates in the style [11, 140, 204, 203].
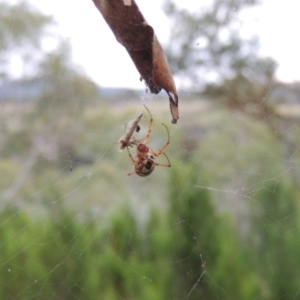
[127, 147, 135, 163]
[152, 152, 171, 168]
[126, 148, 137, 175]
[142, 105, 153, 144]
[149, 123, 170, 157]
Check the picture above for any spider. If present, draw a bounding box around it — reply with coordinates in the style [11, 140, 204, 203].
[127, 106, 171, 177]
[115, 111, 143, 152]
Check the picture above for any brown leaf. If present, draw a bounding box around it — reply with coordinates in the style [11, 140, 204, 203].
[92, 0, 179, 123]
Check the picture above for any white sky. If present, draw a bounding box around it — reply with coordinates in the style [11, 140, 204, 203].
[28, 0, 300, 89]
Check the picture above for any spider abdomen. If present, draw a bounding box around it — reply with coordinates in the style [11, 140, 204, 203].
[134, 154, 155, 177]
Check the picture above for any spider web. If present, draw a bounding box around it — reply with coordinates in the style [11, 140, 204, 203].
[1, 0, 300, 299]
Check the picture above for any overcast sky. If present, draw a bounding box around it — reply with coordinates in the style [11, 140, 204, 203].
[27, 0, 300, 89]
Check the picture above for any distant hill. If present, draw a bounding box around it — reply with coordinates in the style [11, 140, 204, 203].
[1, 78, 300, 103]
[0, 78, 47, 102]
[0, 78, 145, 102]
[270, 81, 300, 103]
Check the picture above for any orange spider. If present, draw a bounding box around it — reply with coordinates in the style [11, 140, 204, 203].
[127, 106, 171, 177]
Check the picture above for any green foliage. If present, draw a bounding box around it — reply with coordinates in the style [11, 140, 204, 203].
[0, 208, 100, 299]
[1, 130, 32, 157]
[251, 183, 300, 299]
[0, 1, 51, 50]
[1, 164, 300, 299]
[0, 1, 53, 79]
[163, 0, 277, 98]
[167, 163, 218, 298]
[167, 163, 256, 299]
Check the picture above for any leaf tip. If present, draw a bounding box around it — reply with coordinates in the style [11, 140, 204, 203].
[168, 92, 179, 124]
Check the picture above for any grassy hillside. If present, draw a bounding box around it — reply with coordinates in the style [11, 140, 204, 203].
[0, 97, 290, 218]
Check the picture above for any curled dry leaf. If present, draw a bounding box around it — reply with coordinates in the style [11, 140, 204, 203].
[92, 0, 179, 123]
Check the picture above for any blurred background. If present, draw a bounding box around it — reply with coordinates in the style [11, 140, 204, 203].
[1, 0, 300, 299]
